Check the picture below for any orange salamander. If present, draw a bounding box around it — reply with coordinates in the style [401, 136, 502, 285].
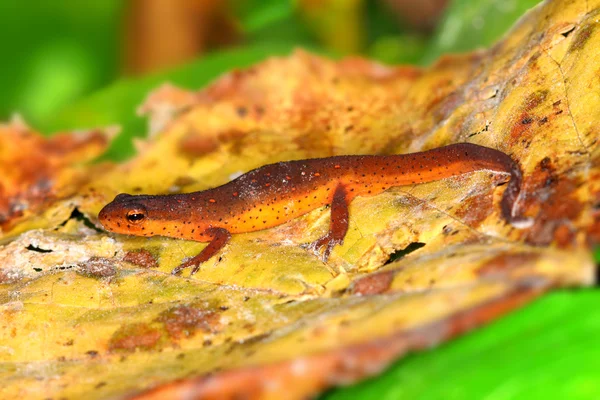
[99, 143, 524, 275]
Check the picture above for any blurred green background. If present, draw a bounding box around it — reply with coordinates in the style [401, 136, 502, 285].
[4, 1, 599, 399]
[0, 0, 542, 160]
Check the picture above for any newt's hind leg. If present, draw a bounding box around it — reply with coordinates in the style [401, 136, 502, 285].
[307, 184, 350, 262]
[172, 227, 231, 276]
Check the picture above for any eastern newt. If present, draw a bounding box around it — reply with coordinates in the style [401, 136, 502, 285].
[98, 143, 524, 275]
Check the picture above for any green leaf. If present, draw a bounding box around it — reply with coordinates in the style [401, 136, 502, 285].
[323, 290, 600, 400]
[235, 0, 295, 33]
[0, 0, 123, 124]
[44, 44, 301, 161]
[422, 0, 543, 64]
[368, 34, 428, 65]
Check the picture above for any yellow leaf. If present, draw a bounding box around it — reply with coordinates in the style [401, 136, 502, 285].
[1, 0, 599, 398]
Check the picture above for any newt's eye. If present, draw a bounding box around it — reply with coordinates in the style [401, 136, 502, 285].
[126, 209, 146, 223]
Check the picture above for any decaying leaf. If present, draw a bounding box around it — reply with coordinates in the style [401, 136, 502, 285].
[1, 0, 599, 398]
[0, 119, 113, 239]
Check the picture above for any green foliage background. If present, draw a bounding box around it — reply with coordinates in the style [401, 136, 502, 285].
[2, 0, 598, 398]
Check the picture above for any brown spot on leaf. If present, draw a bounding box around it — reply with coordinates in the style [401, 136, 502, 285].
[509, 112, 535, 143]
[237, 332, 272, 346]
[236, 106, 248, 117]
[123, 250, 158, 269]
[454, 191, 494, 227]
[77, 257, 117, 278]
[569, 24, 594, 52]
[218, 128, 247, 143]
[523, 158, 583, 246]
[173, 176, 197, 187]
[157, 305, 220, 340]
[508, 91, 550, 145]
[226, 129, 259, 156]
[293, 129, 334, 156]
[478, 253, 539, 277]
[524, 90, 549, 111]
[351, 271, 394, 295]
[109, 323, 162, 352]
[179, 132, 219, 156]
[553, 224, 576, 247]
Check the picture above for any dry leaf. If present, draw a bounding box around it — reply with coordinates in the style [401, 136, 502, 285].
[0, 120, 113, 240]
[1, 0, 598, 398]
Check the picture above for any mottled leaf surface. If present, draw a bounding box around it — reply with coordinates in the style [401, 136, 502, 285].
[1, 0, 598, 398]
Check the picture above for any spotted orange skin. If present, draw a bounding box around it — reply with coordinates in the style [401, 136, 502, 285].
[98, 143, 522, 264]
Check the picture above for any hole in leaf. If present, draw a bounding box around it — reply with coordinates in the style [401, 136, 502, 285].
[57, 207, 102, 232]
[26, 245, 53, 253]
[386, 242, 426, 264]
[560, 26, 576, 38]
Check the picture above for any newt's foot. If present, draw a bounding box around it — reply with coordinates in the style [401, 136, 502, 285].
[171, 259, 202, 276]
[306, 234, 343, 262]
[171, 228, 231, 276]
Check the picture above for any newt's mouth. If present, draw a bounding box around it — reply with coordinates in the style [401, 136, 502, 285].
[98, 203, 127, 233]
[97, 205, 116, 231]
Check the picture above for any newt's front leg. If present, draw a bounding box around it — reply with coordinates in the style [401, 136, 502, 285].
[171, 227, 231, 276]
[307, 184, 349, 262]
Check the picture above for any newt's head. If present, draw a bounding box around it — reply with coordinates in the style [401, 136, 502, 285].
[98, 193, 152, 236]
[99, 193, 206, 239]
